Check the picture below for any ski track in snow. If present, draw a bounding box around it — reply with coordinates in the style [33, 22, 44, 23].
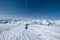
[0, 23, 60, 40]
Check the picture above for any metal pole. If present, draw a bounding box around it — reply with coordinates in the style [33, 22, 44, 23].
[25, 0, 28, 29]
[25, 0, 27, 13]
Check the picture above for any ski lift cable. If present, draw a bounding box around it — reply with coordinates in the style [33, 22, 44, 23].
[44, 0, 53, 8]
[25, 0, 27, 14]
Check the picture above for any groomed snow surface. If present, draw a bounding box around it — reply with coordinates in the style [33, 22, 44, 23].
[0, 19, 60, 40]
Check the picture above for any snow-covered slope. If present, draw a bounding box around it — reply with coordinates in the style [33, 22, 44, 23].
[31, 20, 55, 26]
[40, 20, 52, 25]
[0, 19, 60, 40]
[55, 20, 60, 24]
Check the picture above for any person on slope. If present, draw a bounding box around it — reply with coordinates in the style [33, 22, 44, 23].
[25, 23, 29, 29]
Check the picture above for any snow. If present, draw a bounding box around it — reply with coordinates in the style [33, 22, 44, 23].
[55, 20, 60, 24]
[0, 19, 60, 40]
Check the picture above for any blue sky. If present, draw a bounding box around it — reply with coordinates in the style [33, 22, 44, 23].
[0, 0, 60, 19]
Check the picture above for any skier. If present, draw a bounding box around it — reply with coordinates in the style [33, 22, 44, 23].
[25, 23, 29, 29]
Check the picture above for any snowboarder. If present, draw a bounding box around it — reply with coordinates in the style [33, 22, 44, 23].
[25, 23, 29, 29]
